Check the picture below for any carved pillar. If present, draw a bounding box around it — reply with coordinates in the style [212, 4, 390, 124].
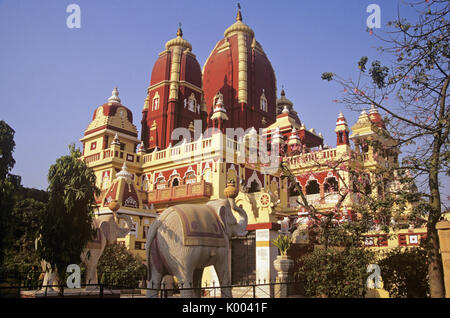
[436, 221, 450, 298]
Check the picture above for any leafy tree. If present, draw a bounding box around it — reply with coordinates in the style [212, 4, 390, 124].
[36, 144, 100, 276]
[0, 120, 16, 179]
[0, 120, 20, 266]
[321, 0, 449, 297]
[97, 244, 146, 289]
[10, 188, 48, 253]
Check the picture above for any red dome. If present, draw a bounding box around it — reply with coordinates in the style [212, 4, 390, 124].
[149, 28, 201, 88]
[203, 11, 277, 131]
[142, 28, 204, 150]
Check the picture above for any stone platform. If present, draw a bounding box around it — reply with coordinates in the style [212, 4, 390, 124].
[20, 288, 121, 298]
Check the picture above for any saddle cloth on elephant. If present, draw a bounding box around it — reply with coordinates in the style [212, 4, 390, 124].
[172, 204, 227, 247]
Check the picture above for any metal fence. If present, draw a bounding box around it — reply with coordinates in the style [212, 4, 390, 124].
[0, 275, 304, 298]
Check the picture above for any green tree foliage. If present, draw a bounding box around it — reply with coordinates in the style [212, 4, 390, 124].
[97, 244, 146, 289]
[379, 247, 429, 298]
[0, 120, 20, 266]
[296, 247, 375, 298]
[321, 0, 449, 297]
[1, 187, 49, 289]
[0, 120, 16, 179]
[36, 144, 100, 274]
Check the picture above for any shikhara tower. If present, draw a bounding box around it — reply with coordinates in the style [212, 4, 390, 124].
[80, 6, 425, 287]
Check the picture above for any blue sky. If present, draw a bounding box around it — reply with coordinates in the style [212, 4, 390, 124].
[0, 0, 444, 196]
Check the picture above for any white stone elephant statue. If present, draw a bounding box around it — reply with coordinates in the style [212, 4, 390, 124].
[38, 211, 133, 291]
[80, 212, 133, 289]
[145, 195, 248, 298]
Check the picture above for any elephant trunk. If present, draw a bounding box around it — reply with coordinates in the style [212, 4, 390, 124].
[117, 214, 133, 238]
[227, 198, 248, 237]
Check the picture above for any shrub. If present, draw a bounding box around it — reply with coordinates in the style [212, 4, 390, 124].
[378, 247, 429, 298]
[97, 244, 146, 289]
[296, 247, 375, 298]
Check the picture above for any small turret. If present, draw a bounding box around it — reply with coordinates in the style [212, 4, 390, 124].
[288, 127, 302, 153]
[210, 92, 229, 132]
[335, 112, 350, 146]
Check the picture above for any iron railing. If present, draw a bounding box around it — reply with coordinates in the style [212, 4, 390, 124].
[0, 277, 304, 298]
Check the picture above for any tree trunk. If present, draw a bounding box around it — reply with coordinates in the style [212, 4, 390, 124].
[427, 160, 444, 298]
[426, 74, 449, 298]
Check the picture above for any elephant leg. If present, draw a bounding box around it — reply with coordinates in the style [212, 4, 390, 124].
[146, 268, 163, 298]
[214, 261, 232, 298]
[84, 248, 103, 290]
[192, 268, 204, 298]
[177, 270, 196, 298]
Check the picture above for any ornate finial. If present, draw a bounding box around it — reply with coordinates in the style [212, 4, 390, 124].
[177, 22, 183, 37]
[281, 85, 285, 96]
[236, 3, 242, 21]
[116, 161, 133, 180]
[108, 87, 121, 104]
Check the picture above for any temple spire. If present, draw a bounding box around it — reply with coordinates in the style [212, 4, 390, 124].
[236, 3, 242, 21]
[177, 22, 183, 37]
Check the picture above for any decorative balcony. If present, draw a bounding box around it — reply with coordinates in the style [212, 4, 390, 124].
[284, 148, 338, 168]
[83, 148, 141, 166]
[147, 180, 213, 204]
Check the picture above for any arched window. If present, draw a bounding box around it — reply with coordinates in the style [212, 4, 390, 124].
[260, 90, 268, 112]
[324, 177, 338, 193]
[185, 172, 196, 184]
[152, 92, 160, 111]
[171, 178, 180, 187]
[155, 172, 166, 190]
[306, 180, 320, 195]
[188, 93, 197, 113]
[248, 180, 261, 193]
[338, 131, 344, 144]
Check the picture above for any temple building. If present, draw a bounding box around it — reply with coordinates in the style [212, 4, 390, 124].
[79, 7, 427, 287]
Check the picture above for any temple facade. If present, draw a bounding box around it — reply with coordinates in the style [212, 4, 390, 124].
[79, 7, 428, 286]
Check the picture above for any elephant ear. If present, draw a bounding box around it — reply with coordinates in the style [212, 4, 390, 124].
[218, 205, 234, 238]
[218, 206, 226, 225]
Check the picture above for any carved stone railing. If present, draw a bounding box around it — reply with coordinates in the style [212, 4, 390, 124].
[285, 149, 338, 168]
